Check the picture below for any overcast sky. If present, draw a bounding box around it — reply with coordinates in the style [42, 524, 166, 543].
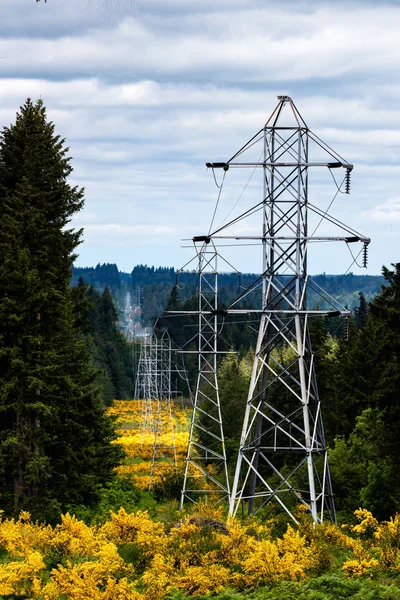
[1, 0, 400, 275]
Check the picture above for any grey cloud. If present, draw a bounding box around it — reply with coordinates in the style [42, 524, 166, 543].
[1, 0, 399, 274]
[1, 4, 400, 83]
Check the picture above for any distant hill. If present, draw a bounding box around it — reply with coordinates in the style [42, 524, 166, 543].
[71, 263, 385, 327]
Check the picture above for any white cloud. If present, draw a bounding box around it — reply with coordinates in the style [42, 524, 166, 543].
[1, 4, 400, 82]
[1, 0, 400, 273]
[363, 198, 400, 222]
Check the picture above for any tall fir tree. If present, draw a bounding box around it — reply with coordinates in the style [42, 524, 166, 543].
[354, 291, 369, 330]
[0, 99, 123, 520]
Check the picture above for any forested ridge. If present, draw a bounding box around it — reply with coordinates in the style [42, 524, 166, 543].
[72, 263, 385, 326]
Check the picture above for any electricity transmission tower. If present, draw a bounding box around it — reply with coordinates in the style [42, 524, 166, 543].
[202, 96, 370, 524]
[135, 334, 159, 437]
[179, 240, 230, 508]
[149, 329, 178, 489]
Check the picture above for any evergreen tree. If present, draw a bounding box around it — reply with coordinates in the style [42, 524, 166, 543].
[86, 285, 134, 404]
[354, 291, 369, 329]
[218, 353, 249, 441]
[329, 264, 400, 519]
[0, 99, 123, 520]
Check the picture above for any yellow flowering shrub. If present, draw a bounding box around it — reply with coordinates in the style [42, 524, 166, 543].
[342, 557, 379, 577]
[0, 549, 45, 597]
[100, 507, 167, 556]
[0, 510, 49, 557]
[140, 553, 175, 600]
[46, 512, 99, 557]
[1, 506, 400, 598]
[42, 542, 136, 600]
[352, 509, 378, 536]
[2, 404, 400, 600]
[107, 400, 189, 490]
[370, 513, 400, 569]
[175, 563, 231, 596]
[340, 508, 400, 576]
[241, 526, 311, 588]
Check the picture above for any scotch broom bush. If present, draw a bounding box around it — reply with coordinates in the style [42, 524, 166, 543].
[1, 506, 400, 599]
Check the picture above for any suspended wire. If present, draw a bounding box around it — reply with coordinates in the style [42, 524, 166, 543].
[208, 169, 226, 235]
[176, 268, 199, 295]
[226, 127, 264, 163]
[230, 132, 264, 161]
[211, 167, 224, 189]
[217, 148, 264, 230]
[182, 318, 263, 329]
[329, 246, 365, 294]
[180, 243, 262, 249]
[309, 173, 346, 239]
[218, 317, 226, 335]
[227, 276, 264, 310]
[345, 242, 365, 269]
[307, 201, 365, 238]
[328, 168, 347, 194]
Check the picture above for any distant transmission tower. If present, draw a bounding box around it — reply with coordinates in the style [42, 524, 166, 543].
[135, 334, 159, 438]
[179, 240, 230, 507]
[201, 96, 370, 524]
[149, 329, 177, 489]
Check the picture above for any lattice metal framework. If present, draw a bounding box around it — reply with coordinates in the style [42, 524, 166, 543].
[149, 330, 177, 489]
[134, 334, 159, 438]
[180, 240, 230, 508]
[202, 96, 370, 524]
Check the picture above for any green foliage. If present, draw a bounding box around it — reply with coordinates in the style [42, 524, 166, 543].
[71, 263, 121, 290]
[165, 575, 400, 600]
[218, 352, 250, 441]
[354, 292, 369, 329]
[0, 99, 123, 521]
[117, 542, 148, 573]
[65, 476, 141, 524]
[86, 284, 134, 404]
[328, 264, 400, 519]
[152, 469, 185, 503]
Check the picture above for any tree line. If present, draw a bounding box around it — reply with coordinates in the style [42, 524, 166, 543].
[72, 263, 385, 329]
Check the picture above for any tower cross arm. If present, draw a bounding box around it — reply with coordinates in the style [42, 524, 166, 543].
[206, 161, 353, 169]
[167, 309, 351, 317]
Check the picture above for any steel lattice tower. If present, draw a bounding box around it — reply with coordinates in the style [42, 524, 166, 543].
[180, 240, 230, 508]
[202, 96, 369, 524]
[134, 334, 159, 437]
[149, 330, 177, 489]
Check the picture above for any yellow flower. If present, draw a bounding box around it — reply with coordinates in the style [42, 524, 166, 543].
[342, 557, 379, 577]
[0, 549, 45, 596]
[352, 509, 378, 535]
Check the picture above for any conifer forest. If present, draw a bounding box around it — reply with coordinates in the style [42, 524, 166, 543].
[2, 59, 400, 600]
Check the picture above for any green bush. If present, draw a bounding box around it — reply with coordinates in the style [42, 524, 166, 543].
[152, 469, 185, 502]
[166, 574, 400, 600]
[66, 476, 141, 524]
